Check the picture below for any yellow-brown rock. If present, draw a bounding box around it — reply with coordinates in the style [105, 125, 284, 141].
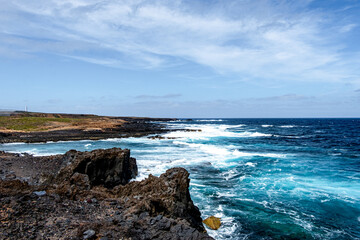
[203, 216, 221, 230]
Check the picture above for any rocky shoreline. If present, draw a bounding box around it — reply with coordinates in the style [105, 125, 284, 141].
[0, 149, 214, 240]
[0, 116, 175, 144]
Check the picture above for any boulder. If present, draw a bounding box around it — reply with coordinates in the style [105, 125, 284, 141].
[203, 216, 221, 230]
[55, 148, 137, 188]
[83, 229, 96, 239]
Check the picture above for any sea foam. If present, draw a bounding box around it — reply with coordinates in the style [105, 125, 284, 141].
[164, 123, 270, 140]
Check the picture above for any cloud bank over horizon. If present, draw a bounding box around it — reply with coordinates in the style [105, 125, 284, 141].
[0, 0, 359, 117]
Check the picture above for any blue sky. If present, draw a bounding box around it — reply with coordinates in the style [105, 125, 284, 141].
[0, 0, 359, 118]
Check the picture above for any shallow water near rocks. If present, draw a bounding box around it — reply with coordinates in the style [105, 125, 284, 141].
[1, 118, 360, 239]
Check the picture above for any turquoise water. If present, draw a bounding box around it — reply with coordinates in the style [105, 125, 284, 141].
[1, 119, 359, 239]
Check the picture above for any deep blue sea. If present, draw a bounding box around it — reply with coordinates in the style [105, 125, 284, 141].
[1, 119, 360, 239]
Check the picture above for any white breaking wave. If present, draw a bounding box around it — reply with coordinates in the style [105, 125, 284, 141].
[261, 125, 273, 127]
[233, 150, 286, 158]
[279, 125, 296, 128]
[167, 120, 187, 123]
[173, 141, 286, 159]
[8, 149, 58, 156]
[125, 138, 287, 179]
[221, 169, 239, 181]
[174, 141, 230, 156]
[100, 138, 122, 142]
[203, 205, 238, 239]
[273, 135, 303, 138]
[164, 123, 270, 140]
[1, 142, 26, 146]
[219, 124, 245, 130]
[190, 183, 207, 187]
[195, 119, 224, 122]
[245, 162, 257, 167]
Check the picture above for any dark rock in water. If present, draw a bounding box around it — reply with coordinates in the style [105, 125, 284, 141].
[114, 167, 206, 233]
[56, 148, 137, 188]
[148, 135, 166, 140]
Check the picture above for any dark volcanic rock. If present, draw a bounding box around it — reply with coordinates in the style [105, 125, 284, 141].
[114, 168, 205, 233]
[0, 151, 63, 185]
[0, 149, 213, 240]
[56, 148, 138, 188]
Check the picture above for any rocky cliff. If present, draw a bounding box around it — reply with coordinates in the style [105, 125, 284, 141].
[0, 148, 213, 240]
[55, 148, 138, 188]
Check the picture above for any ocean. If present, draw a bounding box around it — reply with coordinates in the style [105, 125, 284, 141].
[1, 118, 359, 239]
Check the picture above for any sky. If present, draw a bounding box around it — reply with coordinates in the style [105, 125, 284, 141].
[0, 0, 360, 118]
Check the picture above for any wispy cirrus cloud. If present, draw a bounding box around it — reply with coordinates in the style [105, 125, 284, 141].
[252, 94, 314, 102]
[0, 0, 359, 84]
[339, 23, 358, 33]
[135, 94, 182, 100]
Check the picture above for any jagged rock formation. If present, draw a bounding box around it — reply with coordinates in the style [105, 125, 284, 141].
[0, 149, 213, 240]
[56, 148, 138, 188]
[114, 168, 205, 232]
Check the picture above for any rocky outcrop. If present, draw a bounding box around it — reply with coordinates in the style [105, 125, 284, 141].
[55, 148, 137, 188]
[0, 149, 213, 240]
[114, 168, 205, 233]
[0, 151, 64, 185]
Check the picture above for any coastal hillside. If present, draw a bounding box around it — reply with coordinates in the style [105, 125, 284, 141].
[0, 111, 175, 143]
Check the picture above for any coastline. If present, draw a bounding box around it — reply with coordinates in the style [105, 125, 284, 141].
[2, 117, 359, 239]
[0, 148, 214, 239]
[0, 112, 176, 143]
[0, 114, 214, 239]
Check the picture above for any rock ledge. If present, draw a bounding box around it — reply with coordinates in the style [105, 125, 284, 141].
[0, 148, 213, 240]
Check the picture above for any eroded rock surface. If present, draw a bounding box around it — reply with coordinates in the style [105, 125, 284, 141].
[0, 148, 213, 240]
[56, 148, 138, 188]
[114, 168, 205, 232]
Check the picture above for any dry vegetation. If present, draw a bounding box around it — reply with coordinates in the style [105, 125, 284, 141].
[0, 116, 126, 132]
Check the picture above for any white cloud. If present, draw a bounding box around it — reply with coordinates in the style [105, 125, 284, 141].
[0, 0, 359, 83]
[339, 23, 357, 33]
[135, 94, 182, 99]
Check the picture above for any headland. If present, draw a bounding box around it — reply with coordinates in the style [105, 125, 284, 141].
[0, 111, 175, 143]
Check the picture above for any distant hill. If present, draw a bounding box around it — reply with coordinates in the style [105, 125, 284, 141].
[0, 111, 175, 121]
[0, 111, 16, 116]
[6, 111, 99, 119]
[0, 111, 175, 143]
